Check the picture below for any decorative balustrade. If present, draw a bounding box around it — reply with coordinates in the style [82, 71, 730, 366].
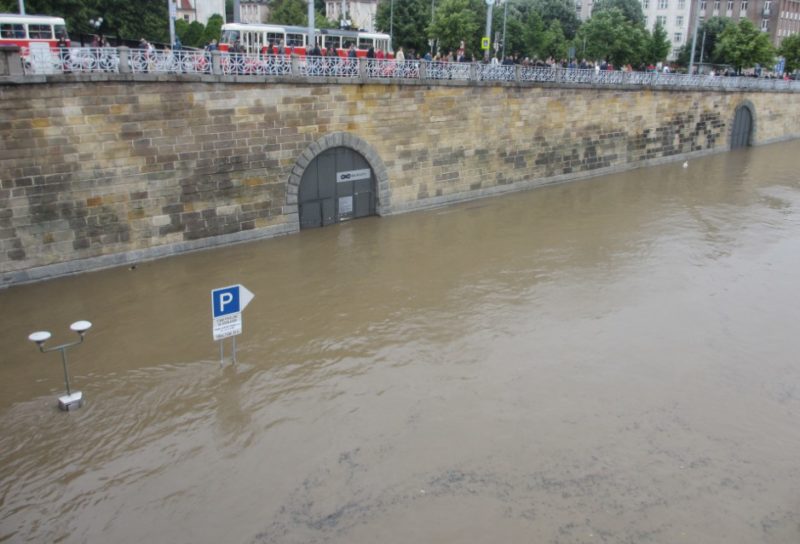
[9, 47, 800, 93]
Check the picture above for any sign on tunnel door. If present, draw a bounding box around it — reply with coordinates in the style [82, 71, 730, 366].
[338, 196, 353, 215]
[337, 169, 371, 183]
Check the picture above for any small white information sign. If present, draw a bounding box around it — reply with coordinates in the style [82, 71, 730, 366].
[213, 312, 242, 341]
[338, 196, 353, 215]
[336, 169, 370, 183]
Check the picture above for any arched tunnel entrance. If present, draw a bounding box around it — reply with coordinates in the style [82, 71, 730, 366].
[289, 132, 390, 229]
[298, 147, 376, 228]
[730, 104, 754, 150]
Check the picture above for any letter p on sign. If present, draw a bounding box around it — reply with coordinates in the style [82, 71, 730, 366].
[212, 286, 240, 318]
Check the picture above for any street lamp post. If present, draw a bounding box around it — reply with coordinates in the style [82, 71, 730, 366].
[484, 0, 495, 62]
[688, 2, 701, 74]
[28, 321, 93, 411]
[308, 0, 315, 53]
[430, 0, 435, 55]
[501, 0, 508, 59]
[168, 0, 176, 49]
[390, 0, 394, 51]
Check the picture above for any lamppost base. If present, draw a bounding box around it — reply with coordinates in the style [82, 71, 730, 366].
[58, 391, 83, 411]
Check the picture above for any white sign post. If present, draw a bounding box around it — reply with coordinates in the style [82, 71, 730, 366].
[211, 284, 254, 363]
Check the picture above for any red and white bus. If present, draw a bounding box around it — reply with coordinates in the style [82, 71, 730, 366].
[219, 23, 391, 58]
[0, 13, 69, 55]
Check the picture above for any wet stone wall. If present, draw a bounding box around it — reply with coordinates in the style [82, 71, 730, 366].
[1, 79, 799, 285]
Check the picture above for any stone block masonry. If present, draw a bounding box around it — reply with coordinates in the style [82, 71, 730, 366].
[1, 78, 799, 286]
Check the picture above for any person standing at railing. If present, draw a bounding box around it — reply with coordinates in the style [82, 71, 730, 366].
[396, 47, 405, 64]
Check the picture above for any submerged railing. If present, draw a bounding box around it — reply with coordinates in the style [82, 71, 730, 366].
[14, 46, 800, 92]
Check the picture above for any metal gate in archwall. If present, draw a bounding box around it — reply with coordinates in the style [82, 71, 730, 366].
[298, 147, 376, 229]
[730, 106, 753, 150]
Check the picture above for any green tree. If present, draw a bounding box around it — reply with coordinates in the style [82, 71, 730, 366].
[675, 16, 733, 66]
[499, 16, 528, 58]
[522, 9, 547, 59]
[714, 18, 775, 73]
[376, 0, 433, 53]
[427, 0, 484, 57]
[642, 20, 671, 64]
[779, 33, 800, 72]
[269, 0, 307, 25]
[529, 0, 581, 39]
[177, 20, 206, 48]
[591, 0, 644, 25]
[203, 13, 224, 45]
[539, 19, 568, 59]
[575, 8, 646, 67]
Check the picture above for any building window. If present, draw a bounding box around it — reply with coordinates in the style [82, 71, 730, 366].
[761, 18, 769, 30]
[741, 0, 748, 12]
[658, 0, 668, 8]
[700, 0, 707, 10]
[644, 15, 649, 26]
[713, 0, 720, 11]
[657, 14, 667, 25]
[678, 0, 685, 8]
[676, 15, 684, 26]
[727, 0, 733, 11]
[674, 32, 683, 42]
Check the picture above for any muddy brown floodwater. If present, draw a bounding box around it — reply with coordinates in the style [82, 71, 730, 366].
[2, 141, 800, 544]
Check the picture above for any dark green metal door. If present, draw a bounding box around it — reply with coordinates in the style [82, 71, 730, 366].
[299, 147, 375, 229]
[731, 106, 753, 150]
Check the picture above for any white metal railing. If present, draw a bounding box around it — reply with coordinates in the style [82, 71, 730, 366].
[129, 49, 212, 74]
[302, 55, 358, 78]
[56, 47, 119, 73]
[479, 63, 515, 81]
[426, 60, 472, 80]
[14, 47, 800, 93]
[364, 58, 420, 79]
[219, 52, 291, 76]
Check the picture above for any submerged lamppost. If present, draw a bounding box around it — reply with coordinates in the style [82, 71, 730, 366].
[28, 320, 93, 411]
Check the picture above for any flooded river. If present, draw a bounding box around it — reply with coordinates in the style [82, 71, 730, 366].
[2, 141, 800, 543]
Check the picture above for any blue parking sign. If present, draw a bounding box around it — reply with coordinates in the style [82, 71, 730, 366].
[212, 286, 240, 318]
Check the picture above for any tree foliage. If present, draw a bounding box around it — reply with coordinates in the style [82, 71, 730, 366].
[528, 0, 581, 39]
[779, 33, 800, 73]
[714, 18, 775, 72]
[642, 20, 671, 64]
[575, 8, 646, 67]
[0, 0, 170, 43]
[268, 0, 307, 25]
[375, 0, 432, 53]
[539, 19, 568, 59]
[674, 16, 734, 66]
[591, 0, 644, 25]
[427, 0, 485, 58]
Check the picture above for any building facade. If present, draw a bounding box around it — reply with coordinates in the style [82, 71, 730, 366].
[688, 0, 800, 47]
[574, 0, 692, 59]
[325, 0, 379, 32]
[240, 0, 270, 24]
[175, 0, 226, 25]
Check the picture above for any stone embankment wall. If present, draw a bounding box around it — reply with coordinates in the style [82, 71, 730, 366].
[2, 76, 800, 286]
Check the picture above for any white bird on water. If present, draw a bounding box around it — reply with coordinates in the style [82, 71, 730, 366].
[683, 161, 689, 168]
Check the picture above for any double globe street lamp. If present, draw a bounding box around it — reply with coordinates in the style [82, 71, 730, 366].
[28, 320, 92, 411]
